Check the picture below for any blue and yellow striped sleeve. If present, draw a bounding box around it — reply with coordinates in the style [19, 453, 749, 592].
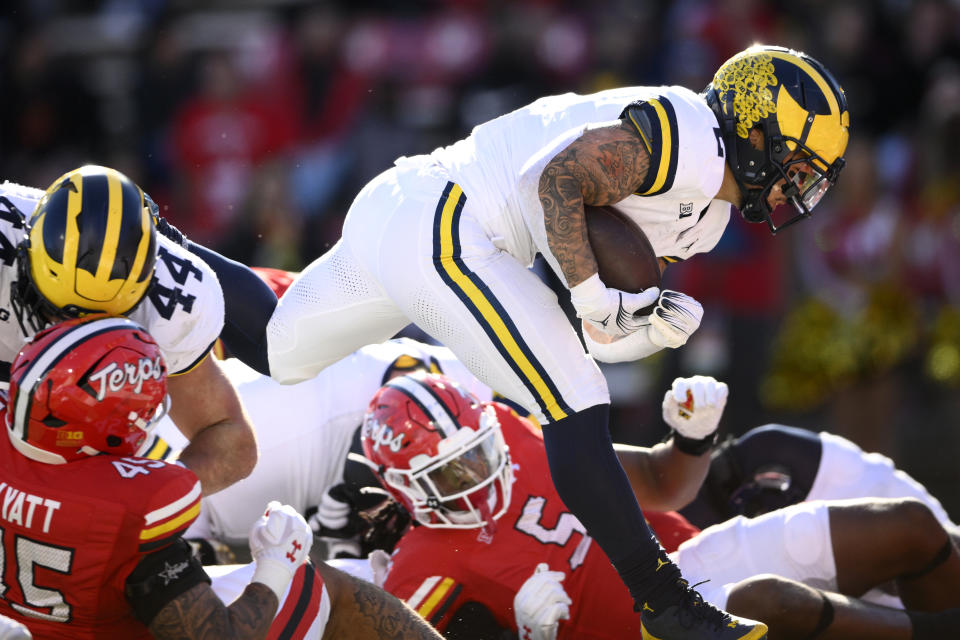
[621, 97, 680, 197]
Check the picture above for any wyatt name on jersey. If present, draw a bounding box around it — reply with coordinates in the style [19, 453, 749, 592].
[0, 481, 61, 533]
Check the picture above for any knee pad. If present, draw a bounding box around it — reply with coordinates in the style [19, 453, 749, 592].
[677, 502, 835, 592]
[782, 505, 828, 567]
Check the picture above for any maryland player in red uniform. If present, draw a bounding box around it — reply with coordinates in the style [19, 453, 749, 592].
[0, 316, 442, 640]
[362, 373, 704, 639]
[363, 373, 960, 640]
[0, 315, 315, 639]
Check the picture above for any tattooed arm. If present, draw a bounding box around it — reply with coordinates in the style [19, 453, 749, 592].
[538, 120, 650, 287]
[316, 561, 444, 640]
[148, 582, 277, 640]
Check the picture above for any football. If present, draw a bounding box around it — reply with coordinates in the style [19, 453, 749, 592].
[585, 205, 662, 294]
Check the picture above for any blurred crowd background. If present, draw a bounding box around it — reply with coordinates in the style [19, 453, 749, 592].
[2, 0, 960, 513]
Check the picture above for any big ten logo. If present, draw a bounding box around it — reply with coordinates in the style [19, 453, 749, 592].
[55, 430, 84, 446]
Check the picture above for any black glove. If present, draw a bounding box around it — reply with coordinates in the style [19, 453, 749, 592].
[360, 499, 413, 556]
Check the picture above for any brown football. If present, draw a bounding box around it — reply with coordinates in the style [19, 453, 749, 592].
[585, 205, 662, 294]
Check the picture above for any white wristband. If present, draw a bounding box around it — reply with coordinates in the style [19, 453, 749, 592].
[568, 274, 607, 317]
[251, 557, 296, 601]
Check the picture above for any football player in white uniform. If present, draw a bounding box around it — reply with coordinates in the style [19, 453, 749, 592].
[0, 165, 256, 495]
[262, 45, 849, 639]
[682, 425, 959, 538]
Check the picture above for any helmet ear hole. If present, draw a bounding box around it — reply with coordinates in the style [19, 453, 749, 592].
[41, 415, 67, 428]
[106, 435, 122, 447]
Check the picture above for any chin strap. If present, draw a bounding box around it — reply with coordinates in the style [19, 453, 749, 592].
[477, 491, 497, 538]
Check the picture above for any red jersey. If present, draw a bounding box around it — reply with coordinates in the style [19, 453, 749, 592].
[0, 431, 201, 639]
[253, 266, 296, 299]
[384, 406, 700, 638]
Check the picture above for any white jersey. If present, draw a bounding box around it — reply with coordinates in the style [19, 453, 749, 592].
[430, 85, 730, 282]
[268, 86, 728, 417]
[157, 339, 492, 543]
[0, 181, 224, 381]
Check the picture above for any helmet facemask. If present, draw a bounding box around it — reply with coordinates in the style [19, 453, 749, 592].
[738, 130, 845, 234]
[381, 406, 513, 529]
[11, 243, 154, 334]
[11, 242, 67, 334]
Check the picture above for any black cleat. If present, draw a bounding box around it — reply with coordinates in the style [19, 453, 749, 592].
[641, 581, 768, 639]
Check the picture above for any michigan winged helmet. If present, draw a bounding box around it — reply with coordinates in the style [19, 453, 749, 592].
[704, 45, 850, 233]
[12, 165, 157, 332]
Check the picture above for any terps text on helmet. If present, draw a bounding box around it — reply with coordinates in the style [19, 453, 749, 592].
[88, 356, 164, 401]
[364, 419, 405, 453]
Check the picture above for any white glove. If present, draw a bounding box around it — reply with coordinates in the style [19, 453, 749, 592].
[662, 375, 728, 440]
[514, 563, 572, 640]
[0, 614, 31, 640]
[569, 274, 660, 338]
[249, 501, 313, 600]
[369, 549, 392, 588]
[646, 290, 704, 349]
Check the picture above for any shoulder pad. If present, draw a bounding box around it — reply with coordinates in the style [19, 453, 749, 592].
[621, 98, 680, 196]
[0, 182, 40, 235]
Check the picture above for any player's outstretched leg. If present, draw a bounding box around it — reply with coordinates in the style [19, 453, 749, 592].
[541, 406, 767, 639]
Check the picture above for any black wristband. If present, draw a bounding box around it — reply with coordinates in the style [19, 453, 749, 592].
[671, 430, 718, 456]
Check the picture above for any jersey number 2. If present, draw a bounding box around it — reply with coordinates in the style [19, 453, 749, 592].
[0, 527, 74, 623]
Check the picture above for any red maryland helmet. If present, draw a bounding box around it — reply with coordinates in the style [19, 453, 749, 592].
[6, 314, 168, 464]
[361, 372, 512, 529]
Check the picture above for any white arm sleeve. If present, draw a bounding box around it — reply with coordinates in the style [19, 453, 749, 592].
[582, 321, 664, 363]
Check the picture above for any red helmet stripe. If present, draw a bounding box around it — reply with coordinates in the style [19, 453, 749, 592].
[386, 375, 461, 438]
